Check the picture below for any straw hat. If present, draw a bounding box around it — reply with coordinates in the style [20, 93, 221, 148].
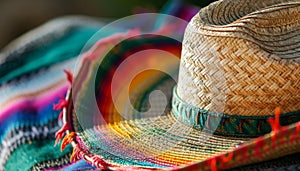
[56, 0, 300, 170]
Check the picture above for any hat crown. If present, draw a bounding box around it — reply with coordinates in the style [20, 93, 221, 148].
[177, 0, 300, 116]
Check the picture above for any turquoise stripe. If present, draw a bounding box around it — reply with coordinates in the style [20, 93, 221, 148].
[0, 27, 99, 85]
[172, 86, 300, 137]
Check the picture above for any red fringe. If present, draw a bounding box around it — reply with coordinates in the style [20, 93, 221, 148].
[58, 111, 63, 121]
[55, 122, 69, 146]
[61, 132, 75, 151]
[90, 155, 112, 170]
[268, 107, 282, 144]
[53, 99, 68, 110]
[63, 69, 73, 84]
[70, 144, 86, 163]
[268, 107, 281, 132]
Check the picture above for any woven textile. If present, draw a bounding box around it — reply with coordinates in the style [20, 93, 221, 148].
[0, 16, 106, 170]
[0, 1, 199, 170]
[2, 0, 300, 170]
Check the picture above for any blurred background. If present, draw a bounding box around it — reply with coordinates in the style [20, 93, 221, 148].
[0, 0, 216, 50]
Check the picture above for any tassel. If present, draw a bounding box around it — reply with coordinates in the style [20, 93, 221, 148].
[70, 144, 84, 163]
[53, 99, 68, 110]
[268, 107, 281, 131]
[55, 122, 69, 146]
[267, 107, 281, 144]
[70, 145, 80, 163]
[61, 132, 75, 151]
[63, 69, 73, 84]
[54, 70, 73, 146]
[90, 155, 112, 170]
[58, 111, 63, 122]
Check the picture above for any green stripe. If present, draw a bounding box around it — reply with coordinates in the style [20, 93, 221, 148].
[4, 139, 72, 171]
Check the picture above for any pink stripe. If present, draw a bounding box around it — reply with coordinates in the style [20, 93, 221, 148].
[0, 81, 69, 122]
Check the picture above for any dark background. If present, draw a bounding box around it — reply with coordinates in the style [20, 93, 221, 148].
[0, 0, 215, 50]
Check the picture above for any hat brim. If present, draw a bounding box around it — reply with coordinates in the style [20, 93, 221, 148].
[59, 33, 300, 170]
[76, 112, 247, 168]
[67, 76, 300, 170]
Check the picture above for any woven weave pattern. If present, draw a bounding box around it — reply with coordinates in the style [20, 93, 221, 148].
[177, 0, 300, 116]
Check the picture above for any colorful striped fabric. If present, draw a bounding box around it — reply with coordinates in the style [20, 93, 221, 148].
[0, 1, 199, 170]
[2, 1, 299, 170]
[0, 16, 106, 170]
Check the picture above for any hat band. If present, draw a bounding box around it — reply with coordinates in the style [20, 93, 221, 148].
[171, 86, 300, 137]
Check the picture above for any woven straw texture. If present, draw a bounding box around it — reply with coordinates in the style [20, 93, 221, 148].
[76, 78, 249, 168]
[177, 0, 300, 116]
[76, 77, 300, 169]
[63, 0, 300, 170]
